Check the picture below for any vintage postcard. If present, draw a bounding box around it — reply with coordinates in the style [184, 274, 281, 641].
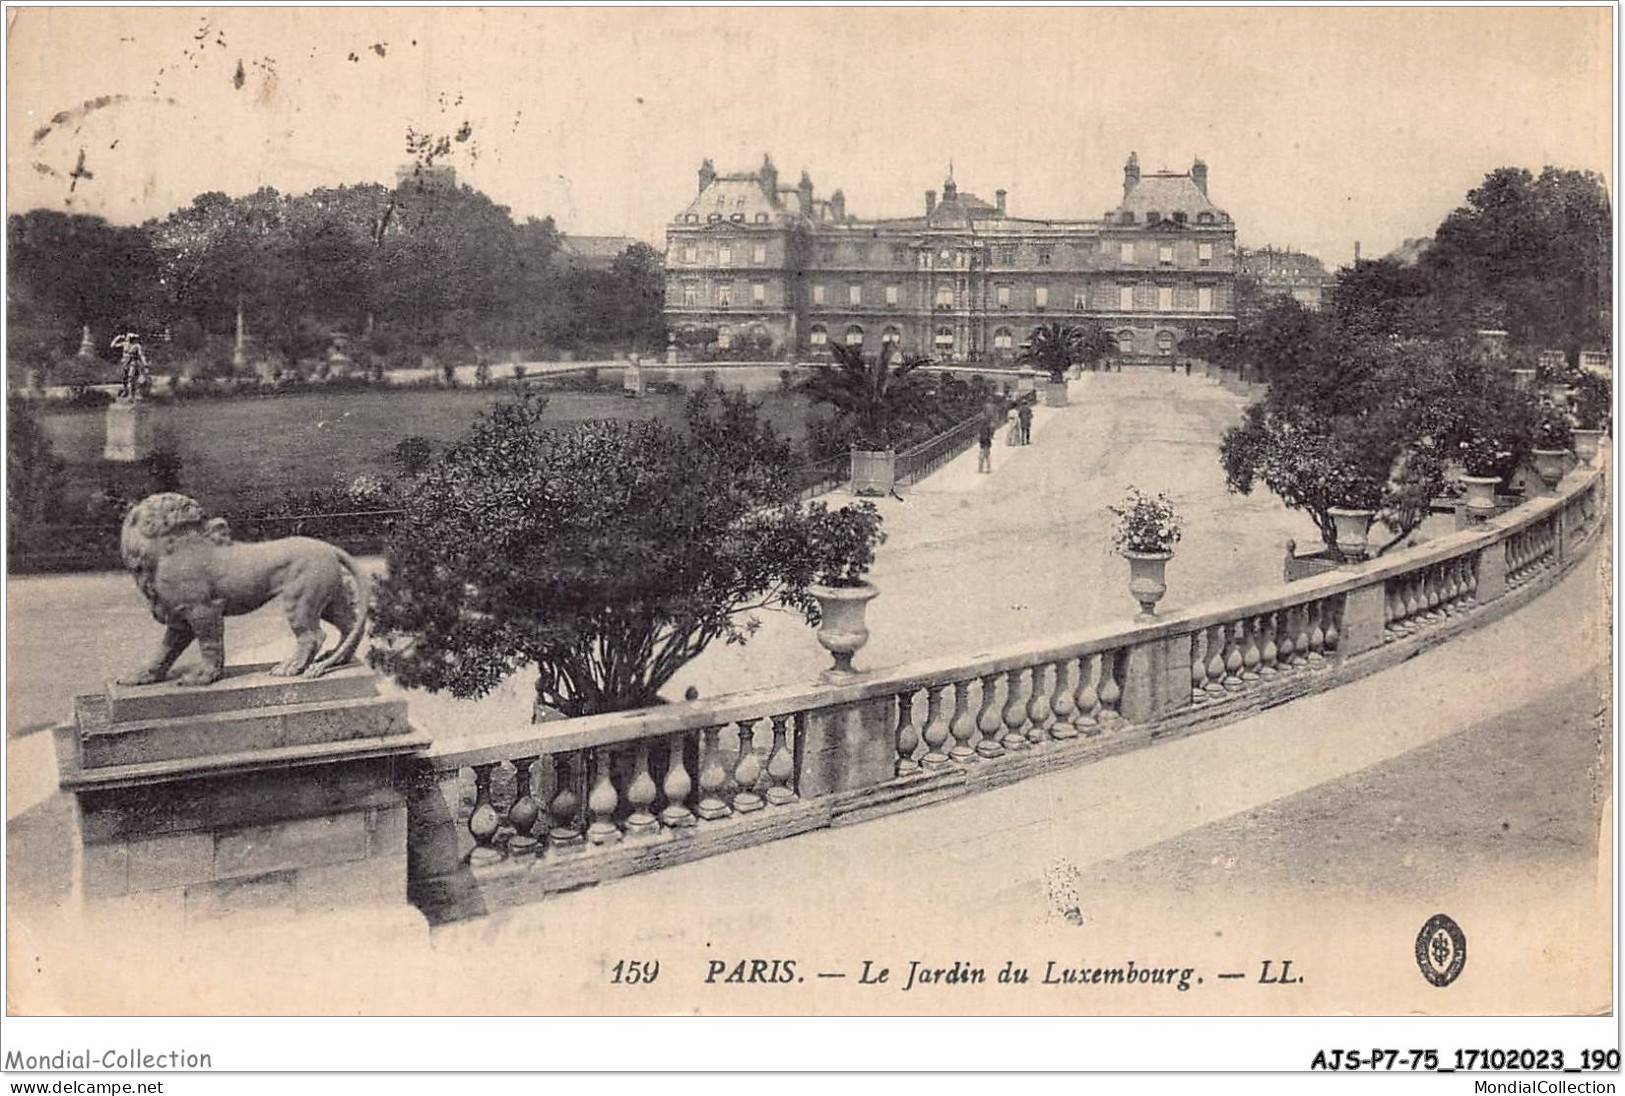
[2, 4, 1616, 1065]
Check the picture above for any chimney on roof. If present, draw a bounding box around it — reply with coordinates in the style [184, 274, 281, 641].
[798, 170, 814, 216]
[995, 189, 1007, 216]
[1191, 156, 1208, 196]
[698, 158, 716, 195]
[759, 154, 778, 201]
[925, 189, 937, 216]
[830, 189, 846, 221]
[1124, 151, 1140, 199]
[1354, 240, 1362, 263]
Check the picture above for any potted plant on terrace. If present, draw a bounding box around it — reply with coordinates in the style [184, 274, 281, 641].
[1456, 432, 1510, 516]
[799, 344, 928, 497]
[791, 502, 888, 680]
[1530, 399, 1574, 492]
[1109, 487, 1183, 620]
[1021, 322, 1082, 407]
[1571, 371, 1611, 466]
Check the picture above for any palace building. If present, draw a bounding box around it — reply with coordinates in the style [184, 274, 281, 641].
[663, 152, 1237, 363]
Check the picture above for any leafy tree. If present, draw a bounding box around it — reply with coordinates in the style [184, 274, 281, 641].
[1020, 322, 1083, 382]
[798, 343, 930, 449]
[369, 389, 885, 717]
[6, 400, 65, 532]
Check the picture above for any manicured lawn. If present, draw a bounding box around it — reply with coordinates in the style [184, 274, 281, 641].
[39, 372, 816, 518]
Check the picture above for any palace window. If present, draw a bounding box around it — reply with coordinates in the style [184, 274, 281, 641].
[718, 245, 733, 266]
[885, 284, 899, 306]
[1173, 212, 1187, 225]
[682, 245, 696, 264]
[845, 325, 864, 347]
[752, 283, 766, 305]
[1158, 244, 1174, 266]
[1157, 286, 1173, 312]
[993, 327, 1013, 351]
[1038, 249, 1053, 265]
[1198, 286, 1215, 313]
[730, 213, 745, 223]
[1197, 212, 1215, 224]
[708, 213, 722, 224]
[1119, 242, 1135, 263]
[882, 326, 901, 345]
[753, 243, 767, 264]
[892, 246, 909, 264]
[755, 213, 770, 223]
[716, 284, 733, 308]
[818, 244, 836, 262]
[813, 284, 826, 305]
[717, 325, 733, 350]
[684, 213, 699, 223]
[1119, 285, 1135, 311]
[934, 326, 955, 348]
[681, 283, 697, 307]
[997, 245, 1017, 265]
[1198, 242, 1213, 266]
[1117, 329, 1135, 354]
[936, 285, 954, 308]
[1034, 286, 1049, 310]
[1146, 211, 1161, 225]
[997, 285, 1011, 308]
[849, 284, 862, 306]
[1120, 212, 1135, 225]
[1073, 290, 1089, 311]
[809, 324, 828, 347]
[1157, 331, 1175, 355]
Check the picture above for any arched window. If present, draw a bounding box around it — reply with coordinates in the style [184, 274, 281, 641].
[1197, 212, 1215, 224]
[1116, 329, 1135, 354]
[717, 325, 733, 350]
[1156, 330, 1175, 355]
[751, 323, 769, 343]
[845, 325, 865, 347]
[934, 326, 955, 348]
[707, 213, 723, 224]
[881, 326, 901, 346]
[754, 212, 770, 223]
[993, 327, 1013, 350]
[684, 213, 699, 223]
[808, 324, 828, 347]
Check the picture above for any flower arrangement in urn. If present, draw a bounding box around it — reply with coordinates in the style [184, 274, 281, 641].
[1109, 487, 1182, 619]
[1530, 398, 1574, 491]
[1456, 432, 1511, 515]
[1570, 371, 1610, 465]
[792, 502, 888, 680]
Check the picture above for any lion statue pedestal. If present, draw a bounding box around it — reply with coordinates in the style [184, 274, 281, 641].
[57, 662, 429, 934]
[103, 398, 153, 463]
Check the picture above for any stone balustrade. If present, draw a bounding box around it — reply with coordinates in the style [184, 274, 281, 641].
[415, 462, 1607, 919]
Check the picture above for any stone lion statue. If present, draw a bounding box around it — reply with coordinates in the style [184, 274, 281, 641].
[118, 493, 369, 687]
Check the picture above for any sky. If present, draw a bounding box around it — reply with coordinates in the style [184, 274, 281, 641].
[6, 6, 1614, 266]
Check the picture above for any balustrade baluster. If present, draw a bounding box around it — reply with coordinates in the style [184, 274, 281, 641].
[1258, 613, 1279, 676]
[624, 741, 660, 836]
[1426, 567, 1444, 620]
[1382, 584, 1399, 639]
[660, 733, 696, 828]
[1294, 604, 1312, 663]
[507, 755, 542, 854]
[975, 675, 1005, 759]
[1097, 651, 1122, 725]
[921, 684, 953, 770]
[1401, 576, 1420, 631]
[1307, 602, 1326, 662]
[1276, 608, 1297, 666]
[1241, 617, 1262, 681]
[1321, 599, 1340, 655]
[1075, 655, 1101, 732]
[1463, 555, 1480, 606]
[1204, 623, 1227, 694]
[765, 714, 797, 805]
[468, 762, 504, 865]
[1001, 669, 1030, 751]
[732, 720, 764, 813]
[548, 755, 585, 848]
[950, 680, 978, 762]
[1049, 659, 1078, 740]
[1190, 632, 1208, 701]
[695, 726, 732, 821]
[1025, 663, 1052, 745]
[1222, 621, 1245, 690]
[586, 747, 622, 845]
[894, 690, 920, 775]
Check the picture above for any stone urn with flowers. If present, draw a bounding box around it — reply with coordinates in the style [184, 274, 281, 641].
[1570, 371, 1611, 467]
[1530, 400, 1574, 494]
[1456, 433, 1510, 517]
[797, 502, 887, 682]
[1110, 487, 1183, 621]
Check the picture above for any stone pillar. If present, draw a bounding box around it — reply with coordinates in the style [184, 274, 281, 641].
[58, 665, 429, 934]
[1475, 543, 1510, 604]
[102, 399, 153, 462]
[796, 695, 896, 798]
[1119, 634, 1190, 725]
[232, 300, 247, 371]
[1339, 582, 1389, 657]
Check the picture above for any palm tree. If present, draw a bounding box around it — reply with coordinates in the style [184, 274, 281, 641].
[799, 343, 930, 450]
[1020, 322, 1085, 382]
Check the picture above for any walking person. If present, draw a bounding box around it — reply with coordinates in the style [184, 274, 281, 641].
[977, 416, 993, 473]
[1184, 359, 1192, 377]
[1017, 400, 1034, 446]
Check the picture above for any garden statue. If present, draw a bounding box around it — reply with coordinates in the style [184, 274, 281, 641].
[117, 493, 370, 687]
[111, 331, 149, 399]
